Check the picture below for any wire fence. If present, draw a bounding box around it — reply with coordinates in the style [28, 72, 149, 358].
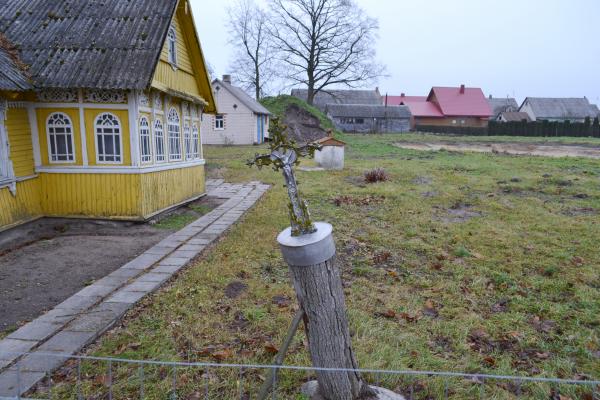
[1, 351, 599, 400]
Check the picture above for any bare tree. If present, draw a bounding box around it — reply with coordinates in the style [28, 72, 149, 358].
[269, 0, 384, 105]
[227, 0, 276, 100]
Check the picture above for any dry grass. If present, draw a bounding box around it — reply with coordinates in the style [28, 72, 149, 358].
[41, 134, 600, 399]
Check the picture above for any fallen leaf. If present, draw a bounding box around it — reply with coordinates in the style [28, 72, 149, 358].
[375, 309, 397, 319]
[212, 348, 233, 361]
[94, 374, 109, 385]
[264, 343, 279, 354]
[423, 300, 439, 318]
[431, 262, 443, 270]
[535, 351, 550, 360]
[571, 256, 585, 267]
[483, 356, 496, 366]
[398, 312, 419, 323]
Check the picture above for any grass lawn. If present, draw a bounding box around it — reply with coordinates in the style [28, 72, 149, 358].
[45, 134, 599, 399]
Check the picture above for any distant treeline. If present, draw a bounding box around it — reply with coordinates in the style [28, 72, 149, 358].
[416, 117, 600, 137]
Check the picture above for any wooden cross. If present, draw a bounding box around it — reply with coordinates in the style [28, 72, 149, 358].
[247, 118, 322, 236]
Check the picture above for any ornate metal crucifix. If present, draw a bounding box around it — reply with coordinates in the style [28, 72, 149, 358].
[247, 118, 322, 236]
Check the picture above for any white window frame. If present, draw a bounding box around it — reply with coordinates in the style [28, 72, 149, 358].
[191, 124, 200, 159]
[167, 26, 177, 66]
[46, 112, 76, 164]
[153, 118, 166, 163]
[0, 110, 11, 183]
[139, 116, 152, 164]
[167, 107, 182, 161]
[183, 122, 192, 160]
[94, 112, 123, 164]
[214, 114, 224, 130]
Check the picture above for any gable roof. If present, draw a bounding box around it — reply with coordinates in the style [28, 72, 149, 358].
[429, 86, 492, 117]
[313, 136, 346, 147]
[498, 111, 531, 122]
[213, 79, 270, 115]
[521, 97, 598, 119]
[385, 95, 427, 106]
[488, 97, 519, 117]
[291, 88, 382, 109]
[0, 0, 176, 90]
[402, 100, 444, 118]
[0, 34, 31, 91]
[326, 104, 411, 119]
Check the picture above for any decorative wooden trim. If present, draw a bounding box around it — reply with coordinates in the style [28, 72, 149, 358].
[27, 104, 42, 167]
[78, 89, 89, 166]
[35, 159, 205, 174]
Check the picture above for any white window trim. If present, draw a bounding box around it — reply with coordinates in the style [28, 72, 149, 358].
[0, 107, 16, 194]
[167, 107, 182, 162]
[46, 112, 76, 164]
[94, 112, 124, 165]
[167, 26, 177, 68]
[139, 116, 153, 164]
[153, 117, 166, 164]
[214, 114, 224, 131]
[35, 159, 206, 174]
[191, 123, 200, 160]
[183, 121, 192, 160]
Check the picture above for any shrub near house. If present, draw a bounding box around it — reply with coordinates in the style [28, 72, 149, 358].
[0, 0, 216, 231]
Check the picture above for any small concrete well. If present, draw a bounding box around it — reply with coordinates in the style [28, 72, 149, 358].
[313, 136, 346, 170]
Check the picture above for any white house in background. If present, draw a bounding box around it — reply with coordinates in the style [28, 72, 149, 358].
[202, 75, 271, 145]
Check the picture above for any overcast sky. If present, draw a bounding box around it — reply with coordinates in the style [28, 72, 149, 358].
[192, 0, 600, 104]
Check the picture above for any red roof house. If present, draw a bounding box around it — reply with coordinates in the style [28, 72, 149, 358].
[389, 85, 493, 128]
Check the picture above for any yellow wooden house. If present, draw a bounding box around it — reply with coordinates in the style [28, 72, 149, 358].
[0, 0, 216, 231]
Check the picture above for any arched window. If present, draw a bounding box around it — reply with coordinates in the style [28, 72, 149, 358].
[139, 117, 152, 163]
[167, 108, 181, 161]
[95, 113, 122, 163]
[183, 122, 192, 160]
[47, 112, 75, 162]
[154, 118, 165, 162]
[167, 26, 177, 65]
[191, 124, 200, 159]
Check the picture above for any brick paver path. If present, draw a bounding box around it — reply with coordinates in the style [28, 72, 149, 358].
[0, 180, 269, 397]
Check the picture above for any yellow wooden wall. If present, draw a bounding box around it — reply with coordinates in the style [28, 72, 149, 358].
[36, 108, 83, 166]
[6, 108, 35, 177]
[38, 165, 205, 220]
[140, 165, 205, 217]
[40, 173, 140, 219]
[0, 108, 42, 230]
[152, 10, 202, 97]
[0, 180, 42, 230]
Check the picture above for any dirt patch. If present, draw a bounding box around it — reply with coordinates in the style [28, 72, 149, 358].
[412, 176, 433, 185]
[0, 196, 222, 334]
[561, 207, 598, 216]
[224, 281, 248, 299]
[344, 175, 367, 188]
[436, 203, 482, 223]
[282, 104, 328, 144]
[394, 141, 600, 159]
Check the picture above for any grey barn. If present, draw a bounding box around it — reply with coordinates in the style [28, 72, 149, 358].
[326, 104, 411, 133]
[487, 96, 519, 119]
[291, 88, 382, 112]
[519, 97, 599, 122]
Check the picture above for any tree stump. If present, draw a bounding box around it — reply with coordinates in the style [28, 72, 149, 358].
[278, 222, 375, 400]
